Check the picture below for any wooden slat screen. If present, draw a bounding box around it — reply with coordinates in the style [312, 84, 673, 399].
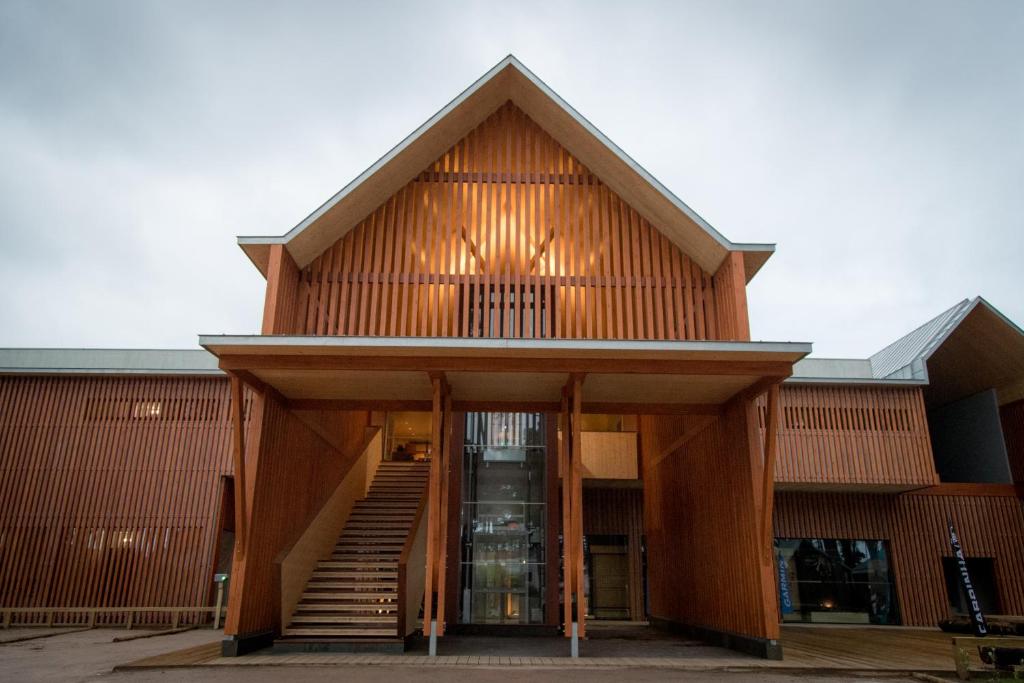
[774, 491, 1024, 626]
[291, 103, 740, 341]
[760, 385, 938, 487]
[0, 375, 237, 625]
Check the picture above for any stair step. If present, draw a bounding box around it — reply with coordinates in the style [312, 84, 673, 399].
[282, 627, 397, 637]
[290, 615, 397, 624]
[302, 592, 398, 600]
[296, 603, 397, 612]
[307, 578, 399, 587]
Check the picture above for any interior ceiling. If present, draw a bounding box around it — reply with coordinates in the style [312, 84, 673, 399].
[924, 305, 1024, 407]
[252, 367, 763, 405]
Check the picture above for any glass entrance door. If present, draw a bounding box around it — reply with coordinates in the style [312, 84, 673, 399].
[459, 412, 547, 625]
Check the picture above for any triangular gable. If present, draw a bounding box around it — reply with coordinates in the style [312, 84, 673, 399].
[239, 56, 773, 281]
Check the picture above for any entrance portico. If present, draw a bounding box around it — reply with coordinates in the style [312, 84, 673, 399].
[201, 334, 807, 657]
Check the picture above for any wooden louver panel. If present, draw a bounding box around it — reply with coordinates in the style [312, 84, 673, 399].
[294, 103, 731, 340]
[761, 385, 938, 487]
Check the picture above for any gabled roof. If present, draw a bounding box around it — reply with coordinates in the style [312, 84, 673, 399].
[870, 297, 1024, 406]
[789, 297, 1024, 405]
[238, 55, 774, 281]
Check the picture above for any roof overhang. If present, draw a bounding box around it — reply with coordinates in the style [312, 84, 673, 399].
[923, 299, 1024, 406]
[199, 335, 810, 412]
[238, 56, 774, 282]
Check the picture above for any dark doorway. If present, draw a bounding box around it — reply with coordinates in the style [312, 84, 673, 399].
[586, 534, 630, 619]
[943, 556, 1000, 616]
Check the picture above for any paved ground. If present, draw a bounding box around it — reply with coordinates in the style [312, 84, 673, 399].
[0, 627, 222, 683]
[0, 627, 931, 682]
[102, 668, 920, 682]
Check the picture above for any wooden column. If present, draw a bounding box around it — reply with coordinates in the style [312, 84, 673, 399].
[228, 375, 248, 556]
[435, 391, 453, 634]
[570, 375, 586, 637]
[261, 243, 301, 334]
[760, 383, 781, 558]
[559, 392, 573, 635]
[712, 251, 751, 341]
[423, 374, 447, 639]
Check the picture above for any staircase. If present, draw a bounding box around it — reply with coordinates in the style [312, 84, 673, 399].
[277, 460, 430, 649]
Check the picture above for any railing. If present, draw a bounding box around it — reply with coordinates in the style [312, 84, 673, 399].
[1, 605, 227, 630]
[397, 493, 430, 638]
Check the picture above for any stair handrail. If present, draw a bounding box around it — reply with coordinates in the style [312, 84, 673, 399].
[396, 480, 431, 638]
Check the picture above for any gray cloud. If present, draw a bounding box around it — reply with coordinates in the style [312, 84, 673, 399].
[1, 0, 1021, 356]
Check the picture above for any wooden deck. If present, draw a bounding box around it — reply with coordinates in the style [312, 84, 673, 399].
[116, 625, 955, 673]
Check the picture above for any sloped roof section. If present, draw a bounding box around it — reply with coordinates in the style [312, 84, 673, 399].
[238, 55, 773, 281]
[869, 299, 973, 380]
[868, 297, 1024, 405]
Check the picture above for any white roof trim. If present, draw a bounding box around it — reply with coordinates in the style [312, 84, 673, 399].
[0, 349, 223, 375]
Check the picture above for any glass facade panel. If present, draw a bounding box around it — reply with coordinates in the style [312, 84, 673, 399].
[459, 413, 547, 625]
[775, 538, 899, 625]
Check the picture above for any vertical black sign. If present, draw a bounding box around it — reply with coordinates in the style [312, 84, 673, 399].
[948, 518, 988, 637]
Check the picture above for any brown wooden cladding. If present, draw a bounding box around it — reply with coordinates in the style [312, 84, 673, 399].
[773, 490, 1024, 626]
[640, 397, 778, 640]
[583, 487, 645, 620]
[0, 375, 235, 625]
[280, 103, 748, 341]
[224, 391, 371, 637]
[762, 385, 938, 488]
[1001, 399, 1024, 486]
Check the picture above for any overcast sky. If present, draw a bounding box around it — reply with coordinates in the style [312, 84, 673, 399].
[1, 0, 1021, 357]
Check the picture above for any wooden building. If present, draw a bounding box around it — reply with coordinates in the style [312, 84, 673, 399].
[1, 57, 1022, 660]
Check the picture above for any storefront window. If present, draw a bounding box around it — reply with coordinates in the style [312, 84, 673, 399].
[774, 538, 899, 625]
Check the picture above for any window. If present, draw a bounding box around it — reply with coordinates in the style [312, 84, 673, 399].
[775, 538, 899, 625]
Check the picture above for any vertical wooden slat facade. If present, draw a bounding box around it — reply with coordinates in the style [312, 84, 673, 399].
[0, 375, 236, 625]
[773, 489, 1024, 626]
[639, 396, 778, 644]
[762, 385, 939, 488]
[275, 103, 747, 343]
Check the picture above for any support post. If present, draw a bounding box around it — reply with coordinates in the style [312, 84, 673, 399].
[423, 375, 445, 653]
[559, 391, 573, 637]
[229, 375, 248, 556]
[760, 383, 781, 560]
[435, 391, 453, 635]
[570, 375, 586, 639]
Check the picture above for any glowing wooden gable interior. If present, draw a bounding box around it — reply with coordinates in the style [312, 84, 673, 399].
[266, 103, 750, 341]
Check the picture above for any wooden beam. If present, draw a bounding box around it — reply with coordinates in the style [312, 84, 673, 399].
[228, 375, 248, 558]
[280, 399, 726, 416]
[216, 354, 795, 378]
[287, 399, 434, 412]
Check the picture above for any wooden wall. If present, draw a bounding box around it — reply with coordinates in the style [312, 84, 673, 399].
[583, 487, 645, 620]
[1000, 399, 1024, 485]
[763, 385, 938, 488]
[773, 489, 1024, 626]
[640, 396, 777, 641]
[0, 375, 235, 624]
[224, 391, 372, 637]
[278, 103, 748, 342]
